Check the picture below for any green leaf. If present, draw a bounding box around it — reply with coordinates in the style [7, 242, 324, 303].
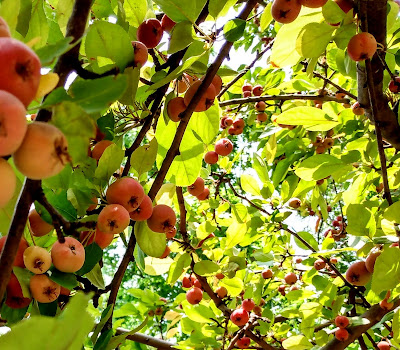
[131, 138, 158, 176]
[322, 0, 346, 25]
[296, 22, 334, 58]
[346, 204, 375, 238]
[94, 144, 125, 183]
[0, 0, 20, 33]
[263, 134, 277, 165]
[208, 0, 237, 18]
[182, 302, 215, 323]
[144, 256, 174, 275]
[25, 0, 49, 48]
[153, 0, 208, 23]
[106, 317, 148, 350]
[193, 261, 219, 275]
[123, 0, 147, 28]
[220, 277, 244, 297]
[91, 305, 114, 344]
[167, 253, 191, 284]
[276, 106, 339, 131]
[49, 269, 79, 290]
[282, 335, 313, 350]
[223, 19, 246, 42]
[241, 174, 261, 196]
[119, 67, 140, 106]
[135, 221, 166, 257]
[189, 103, 220, 145]
[371, 248, 400, 294]
[253, 153, 269, 183]
[85, 263, 105, 289]
[295, 154, 344, 181]
[260, 2, 273, 31]
[36, 36, 74, 66]
[168, 21, 195, 54]
[293, 231, 319, 251]
[77, 243, 104, 276]
[42, 188, 77, 222]
[0, 303, 27, 325]
[225, 222, 247, 249]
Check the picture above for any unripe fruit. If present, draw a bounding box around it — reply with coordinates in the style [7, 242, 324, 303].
[29, 274, 60, 303]
[255, 101, 266, 111]
[106, 177, 145, 212]
[161, 15, 176, 32]
[262, 268, 273, 279]
[0, 158, 16, 208]
[159, 246, 171, 259]
[351, 101, 364, 115]
[0, 38, 41, 107]
[0, 236, 29, 267]
[236, 337, 251, 349]
[388, 77, 400, 93]
[271, 0, 302, 24]
[0, 90, 27, 156]
[284, 272, 297, 285]
[131, 41, 148, 67]
[300, 0, 327, 7]
[137, 19, 163, 49]
[28, 208, 54, 236]
[288, 198, 301, 208]
[365, 248, 381, 273]
[147, 204, 176, 233]
[335, 328, 349, 341]
[0, 17, 11, 38]
[345, 261, 371, 286]
[51, 237, 85, 273]
[252, 85, 263, 96]
[242, 298, 255, 311]
[347, 32, 377, 62]
[257, 113, 268, 122]
[80, 228, 114, 249]
[215, 138, 233, 156]
[377, 341, 391, 350]
[130, 195, 153, 221]
[98, 204, 131, 234]
[5, 273, 31, 309]
[230, 308, 249, 326]
[91, 140, 114, 161]
[216, 286, 228, 298]
[23, 246, 52, 274]
[184, 80, 216, 112]
[204, 151, 219, 164]
[335, 315, 349, 328]
[13, 122, 70, 180]
[197, 187, 210, 201]
[182, 274, 193, 288]
[167, 97, 186, 122]
[187, 177, 205, 196]
[186, 287, 203, 304]
[314, 259, 326, 271]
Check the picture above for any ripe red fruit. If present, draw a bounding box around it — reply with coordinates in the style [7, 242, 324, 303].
[221, 116, 233, 128]
[0, 38, 41, 107]
[284, 272, 297, 285]
[51, 237, 85, 273]
[330, 257, 338, 264]
[228, 126, 243, 135]
[271, 0, 302, 24]
[0, 236, 29, 268]
[204, 151, 219, 164]
[182, 274, 193, 288]
[300, 0, 327, 7]
[347, 32, 377, 62]
[314, 259, 326, 271]
[106, 177, 145, 212]
[216, 273, 225, 279]
[295, 258, 302, 263]
[351, 101, 364, 115]
[184, 80, 216, 112]
[137, 18, 163, 49]
[187, 177, 205, 196]
[230, 308, 249, 326]
[257, 113, 268, 122]
[335, 328, 349, 341]
[28, 208, 54, 236]
[345, 261, 372, 286]
[288, 198, 301, 208]
[0, 158, 16, 208]
[91, 140, 114, 161]
[159, 246, 171, 259]
[243, 90, 252, 98]
[29, 274, 60, 303]
[186, 287, 203, 304]
[131, 41, 148, 67]
[262, 268, 273, 279]
[377, 341, 391, 350]
[97, 204, 131, 234]
[130, 195, 153, 221]
[236, 337, 251, 349]
[242, 83, 252, 92]
[23, 246, 52, 274]
[0, 17, 11, 38]
[80, 228, 114, 249]
[233, 118, 245, 130]
[167, 97, 186, 122]
[196, 188, 210, 201]
[335, 315, 349, 328]
[215, 138, 233, 156]
[161, 15, 176, 33]
[388, 77, 400, 93]
[192, 278, 202, 289]
[334, 0, 353, 13]
[0, 90, 27, 156]
[165, 226, 177, 239]
[252, 85, 263, 96]
[242, 298, 255, 311]
[210, 75, 223, 95]
[255, 101, 266, 112]
[147, 204, 176, 233]
[216, 286, 228, 298]
[5, 273, 31, 309]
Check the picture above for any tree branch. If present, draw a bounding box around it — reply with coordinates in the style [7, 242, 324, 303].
[312, 71, 358, 100]
[115, 329, 178, 349]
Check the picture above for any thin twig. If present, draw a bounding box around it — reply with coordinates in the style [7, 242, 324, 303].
[313, 71, 358, 100]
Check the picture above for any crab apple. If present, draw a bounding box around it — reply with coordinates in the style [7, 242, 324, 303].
[262, 268, 273, 279]
[91, 140, 114, 161]
[137, 18, 163, 49]
[365, 248, 381, 273]
[0, 158, 16, 208]
[335, 328, 349, 341]
[257, 112, 268, 122]
[186, 287, 203, 304]
[0, 17, 11, 38]
[204, 151, 219, 164]
[155, 306, 163, 315]
[253, 305, 262, 315]
[106, 177, 145, 212]
[98, 204, 131, 234]
[80, 228, 114, 249]
[271, 0, 302, 24]
[5, 273, 31, 309]
[288, 198, 301, 209]
[184, 80, 216, 112]
[388, 77, 400, 93]
[314, 259, 326, 271]
[182, 275, 193, 288]
[351, 101, 364, 115]
[290, 285, 299, 291]
[167, 97, 186, 122]
[236, 337, 251, 349]
[335, 315, 349, 328]
[131, 41, 148, 67]
[147, 204, 176, 233]
[335, 92, 346, 100]
[231, 308, 249, 326]
[284, 272, 297, 285]
[0, 90, 27, 156]
[23, 246, 52, 274]
[347, 32, 377, 62]
[252, 85, 263, 96]
[330, 257, 338, 264]
[0, 38, 41, 107]
[242, 83, 252, 92]
[197, 187, 210, 201]
[221, 116, 233, 128]
[335, 0, 353, 13]
[159, 246, 171, 259]
[278, 285, 286, 296]
[255, 101, 266, 111]
[28, 208, 54, 237]
[0, 236, 29, 268]
[233, 118, 245, 130]
[29, 274, 60, 303]
[209, 75, 223, 94]
[51, 237, 85, 273]
[216, 273, 225, 280]
[228, 126, 243, 135]
[345, 261, 372, 286]
[60, 286, 71, 296]
[377, 341, 391, 350]
[187, 177, 205, 196]
[295, 258, 302, 263]
[216, 286, 228, 298]
[215, 138, 233, 156]
[130, 195, 153, 221]
[192, 278, 202, 289]
[165, 226, 177, 239]
[316, 145, 326, 154]
[242, 298, 255, 311]
[323, 138, 334, 149]
[13, 122, 70, 180]
[243, 90, 251, 98]
[300, 0, 328, 6]
[161, 14, 176, 33]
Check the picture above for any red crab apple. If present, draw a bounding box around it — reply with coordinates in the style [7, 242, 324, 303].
[347, 32, 377, 62]
[130, 195, 153, 221]
[184, 80, 216, 112]
[204, 151, 219, 164]
[236, 337, 251, 349]
[242, 83, 252, 92]
[271, 0, 302, 24]
[98, 204, 131, 234]
[284, 272, 297, 285]
[51, 237, 85, 273]
[335, 328, 349, 341]
[106, 177, 145, 212]
[187, 177, 205, 196]
[167, 97, 186, 122]
[262, 268, 273, 279]
[252, 85, 263, 96]
[28, 208, 54, 237]
[288, 198, 301, 208]
[345, 261, 371, 286]
[159, 246, 171, 259]
[29, 274, 60, 303]
[314, 259, 326, 270]
[0, 158, 16, 208]
[80, 228, 114, 249]
[335, 315, 349, 328]
[377, 341, 391, 350]
[182, 274, 193, 288]
[91, 140, 114, 161]
[197, 187, 210, 201]
[242, 298, 255, 311]
[186, 287, 203, 304]
[0, 236, 29, 268]
[335, 0, 353, 13]
[137, 18, 163, 49]
[214, 138, 233, 156]
[300, 0, 327, 6]
[131, 41, 148, 67]
[365, 248, 381, 273]
[216, 286, 228, 298]
[230, 308, 249, 326]
[0, 17, 11, 38]
[147, 204, 176, 233]
[388, 77, 400, 93]
[5, 273, 31, 309]
[351, 101, 364, 115]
